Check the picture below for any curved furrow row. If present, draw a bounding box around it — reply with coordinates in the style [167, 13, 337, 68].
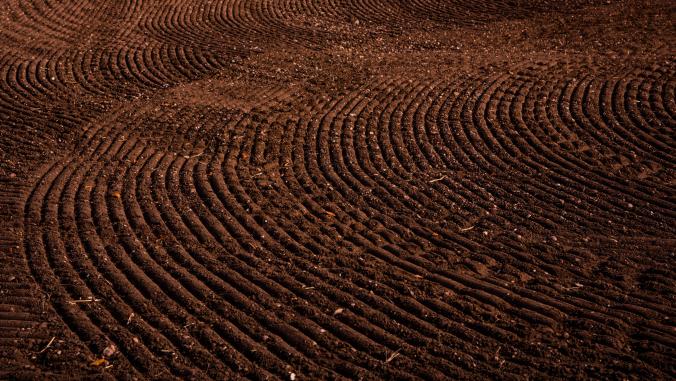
[227, 103, 608, 374]
[204, 124, 471, 378]
[19, 56, 676, 375]
[503, 74, 672, 227]
[235, 119, 568, 374]
[298, 70, 672, 336]
[258, 74, 672, 372]
[156, 156, 381, 380]
[290, 81, 576, 338]
[25, 139, 167, 378]
[5, 0, 675, 378]
[26, 126, 260, 379]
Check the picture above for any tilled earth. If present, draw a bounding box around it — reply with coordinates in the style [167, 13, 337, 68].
[0, 0, 674, 379]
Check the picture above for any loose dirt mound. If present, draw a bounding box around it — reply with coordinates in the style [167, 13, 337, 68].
[0, 0, 674, 379]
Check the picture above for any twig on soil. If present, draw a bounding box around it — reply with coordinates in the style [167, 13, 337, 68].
[562, 283, 584, 291]
[460, 226, 474, 232]
[152, 370, 168, 378]
[38, 336, 55, 354]
[494, 346, 505, 368]
[127, 313, 134, 325]
[429, 175, 447, 183]
[385, 348, 401, 363]
[68, 297, 102, 304]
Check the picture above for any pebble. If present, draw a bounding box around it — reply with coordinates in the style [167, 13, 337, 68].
[103, 344, 117, 358]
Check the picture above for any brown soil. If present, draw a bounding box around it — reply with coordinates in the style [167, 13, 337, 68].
[0, 0, 674, 379]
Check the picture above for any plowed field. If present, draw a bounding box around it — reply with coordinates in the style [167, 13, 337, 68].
[0, 0, 674, 379]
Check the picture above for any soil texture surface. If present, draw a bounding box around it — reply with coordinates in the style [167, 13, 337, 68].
[0, 0, 674, 379]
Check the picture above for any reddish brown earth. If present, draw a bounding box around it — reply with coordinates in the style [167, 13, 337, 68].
[0, 0, 674, 379]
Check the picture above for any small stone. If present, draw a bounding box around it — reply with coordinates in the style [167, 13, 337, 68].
[289, 372, 296, 380]
[102, 344, 117, 358]
[90, 358, 107, 367]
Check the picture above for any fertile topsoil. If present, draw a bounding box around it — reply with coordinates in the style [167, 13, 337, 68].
[0, 0, 674, 379]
